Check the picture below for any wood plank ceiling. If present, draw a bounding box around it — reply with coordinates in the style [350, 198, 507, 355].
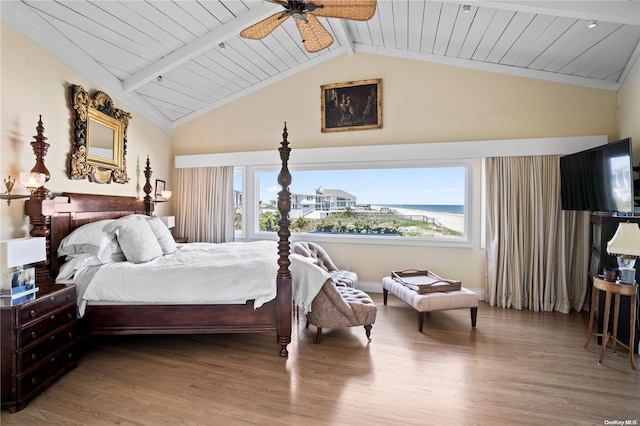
[2, 0, 640, 133]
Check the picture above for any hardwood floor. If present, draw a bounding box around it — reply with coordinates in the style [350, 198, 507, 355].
[2, 294, 639, 425]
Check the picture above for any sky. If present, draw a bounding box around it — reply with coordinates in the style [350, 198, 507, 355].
[235, 167, 466, 205]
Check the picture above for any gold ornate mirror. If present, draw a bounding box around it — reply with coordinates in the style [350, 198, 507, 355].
[69, 85, 131, 183]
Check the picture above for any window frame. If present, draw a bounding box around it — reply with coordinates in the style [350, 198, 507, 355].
[244, 158, 474, 248]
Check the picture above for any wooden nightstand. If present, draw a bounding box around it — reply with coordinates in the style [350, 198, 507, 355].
[1, 284, 78, 413]
[175, 237, 188, 243]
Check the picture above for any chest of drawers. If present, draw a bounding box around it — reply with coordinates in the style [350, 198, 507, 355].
[1, 284, 77, 413]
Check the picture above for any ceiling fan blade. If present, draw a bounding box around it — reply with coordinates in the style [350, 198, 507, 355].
[307, 0, 377, 21]
[295, 13, 334, 53]
[240, 11, 289, 40]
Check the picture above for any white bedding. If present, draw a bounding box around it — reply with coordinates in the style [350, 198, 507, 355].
[64, 241, 330, 317]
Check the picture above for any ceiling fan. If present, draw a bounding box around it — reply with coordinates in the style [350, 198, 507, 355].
[240, 0, 377, 53]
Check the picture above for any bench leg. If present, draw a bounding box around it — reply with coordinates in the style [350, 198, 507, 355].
[418, 312, 425, 332]
[364, 324, 372, 342]
[383, 288, 388, 305]
[470, 307, 478, 327]
[315, 327, 323, 344]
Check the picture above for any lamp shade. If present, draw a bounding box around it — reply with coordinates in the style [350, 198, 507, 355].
[159, 216, 175, 229]
[606, 222, 640, 258]
[0, 237, 47, 269]
[19, 172, 46, 193]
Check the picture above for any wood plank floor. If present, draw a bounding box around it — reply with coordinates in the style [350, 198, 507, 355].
[2, 294, 639, 425]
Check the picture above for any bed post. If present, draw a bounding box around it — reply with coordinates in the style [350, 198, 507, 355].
[24, 116, 52, 284]
[276, 123, 292, 357]
[143, 155, 153, 216]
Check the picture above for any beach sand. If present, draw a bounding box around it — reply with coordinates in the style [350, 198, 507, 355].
[372, 206, 465, 233]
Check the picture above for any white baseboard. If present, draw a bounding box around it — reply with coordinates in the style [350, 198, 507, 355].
[358, 281, 486, 301]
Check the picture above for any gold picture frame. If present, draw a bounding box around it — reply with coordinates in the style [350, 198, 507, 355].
[321, 78, 381, 132]
[69, 84, 131, 184]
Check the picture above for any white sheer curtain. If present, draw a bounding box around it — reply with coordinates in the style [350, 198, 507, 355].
[175, 166, 235, 243]
[485, 155, 590, 313]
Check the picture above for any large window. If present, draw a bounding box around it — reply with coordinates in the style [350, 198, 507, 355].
[253, 162, 470, 245]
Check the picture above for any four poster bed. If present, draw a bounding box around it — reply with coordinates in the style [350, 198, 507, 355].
[24, 123, 294, 357]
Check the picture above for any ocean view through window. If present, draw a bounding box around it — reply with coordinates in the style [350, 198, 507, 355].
[256, 166, 467, 241]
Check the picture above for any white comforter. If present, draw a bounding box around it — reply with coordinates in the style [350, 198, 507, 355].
[68, 241, 330, 317]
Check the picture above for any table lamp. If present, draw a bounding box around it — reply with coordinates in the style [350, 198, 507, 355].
[0, 237, 46, 292]
[159, 216, 175, 229]
[606, 222, 640, 284]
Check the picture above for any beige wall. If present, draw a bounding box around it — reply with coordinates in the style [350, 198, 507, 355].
[174, 53, 618, 154]
[174, 53, 618, 292]
[618, 58, 640, 162]
[1, 23, 174, 241]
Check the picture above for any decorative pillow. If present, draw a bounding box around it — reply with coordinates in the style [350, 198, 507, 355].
[147, 216, 177, 254]
[104, 217, 163, 263]
[58, 219, 125, 263]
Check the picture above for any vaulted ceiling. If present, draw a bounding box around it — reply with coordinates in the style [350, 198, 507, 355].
[3, 1, 640, 134]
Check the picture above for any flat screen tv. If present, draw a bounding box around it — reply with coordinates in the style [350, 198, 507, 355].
[560, 138, 634, 212]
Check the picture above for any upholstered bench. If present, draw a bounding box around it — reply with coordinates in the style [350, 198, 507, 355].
[306, 282, 377, 344]
[382, 276, 478, 332]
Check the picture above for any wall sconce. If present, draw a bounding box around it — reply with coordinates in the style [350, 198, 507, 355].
[0, 172, 46, 205]
[154, 190, 172, 203]
[19, 172, 47, 194]
[587, 20, 598, 29]
[1, 116, 51, 206]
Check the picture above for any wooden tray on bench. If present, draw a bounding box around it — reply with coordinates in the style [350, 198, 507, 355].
[391, 269, 461, 294]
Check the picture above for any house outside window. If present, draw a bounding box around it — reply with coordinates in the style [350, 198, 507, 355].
[252, 162, 471, 246]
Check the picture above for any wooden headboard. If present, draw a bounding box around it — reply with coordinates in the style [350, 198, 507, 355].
[25, 156, 155, 284]
[44, 193, 151, 279]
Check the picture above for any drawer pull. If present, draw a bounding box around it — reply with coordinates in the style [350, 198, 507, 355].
[50, 356, 56, 362]
[49, 296, 55, 302]
[50, 314, 56, 320]
[67, 294, 72, 301]
[30, 310, 36, 317]
[31, 378, 37, 385]
[67, 313, 73, 319]
[31, 332, 37, 339]
[50, 335, 56, 341]
[68, 353, 73, 359]
[68, 332, 74, 339]
[31, 354, 37, 361]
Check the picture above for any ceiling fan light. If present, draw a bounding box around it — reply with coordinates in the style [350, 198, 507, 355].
[463, 5, 471, 13]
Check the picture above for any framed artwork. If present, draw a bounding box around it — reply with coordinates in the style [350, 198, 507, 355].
[155, 179, 165, 198]
[1, 267, 36, 298]
[321, 78, 382, 132]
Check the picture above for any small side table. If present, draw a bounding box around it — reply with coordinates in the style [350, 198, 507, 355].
[584, 277, 637, 370]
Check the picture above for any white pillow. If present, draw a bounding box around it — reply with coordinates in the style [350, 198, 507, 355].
[58, 219, 125, 263]
[147, 216, 177, 254]
[56, 254, 102, 281]
[104, 217, 163, 263]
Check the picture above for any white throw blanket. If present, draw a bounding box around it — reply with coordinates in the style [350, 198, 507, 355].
[67, 241, 330, 317]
